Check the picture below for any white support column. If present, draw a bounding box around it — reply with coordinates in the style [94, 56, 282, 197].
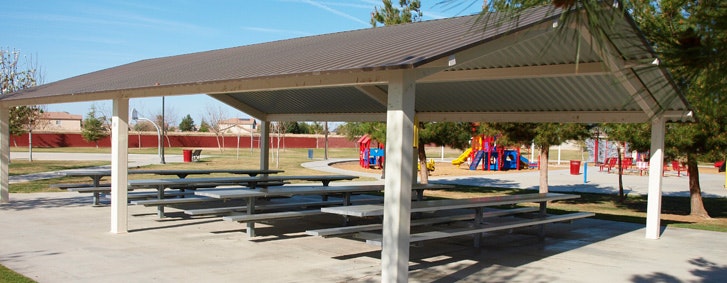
[0, 107, 9, 203]
[111, 98, 129, 234]
[382, 70, 416, 283]
[259, 121, 270, 172]
[645, 115, 665, 239]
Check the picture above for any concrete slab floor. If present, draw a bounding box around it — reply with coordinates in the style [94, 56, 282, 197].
[1, 192, 726, 283]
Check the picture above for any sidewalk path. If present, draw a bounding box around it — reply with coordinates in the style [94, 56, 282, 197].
[303, 159, 727, 198]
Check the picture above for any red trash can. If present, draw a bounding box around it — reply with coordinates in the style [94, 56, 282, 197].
[182, 149, 192, 163]
[570, 160, 581, 175]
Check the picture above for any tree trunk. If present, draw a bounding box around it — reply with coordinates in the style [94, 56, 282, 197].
[539, 146, 549, 193]
[418, 144, 429, 184]
[28, 130, 33, 162]
[686, 154, 710, 218]
[617, 143, 624, 202]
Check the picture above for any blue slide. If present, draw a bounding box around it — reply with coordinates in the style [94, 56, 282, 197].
[520, 156, 533, 169]
[469, 150, 485, 170]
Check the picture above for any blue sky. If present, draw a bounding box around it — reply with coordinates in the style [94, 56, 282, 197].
[2, 0, 480, 125]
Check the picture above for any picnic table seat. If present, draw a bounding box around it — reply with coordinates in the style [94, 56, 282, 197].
[356, 212, 595, 247]
[306, 207, 539, 237]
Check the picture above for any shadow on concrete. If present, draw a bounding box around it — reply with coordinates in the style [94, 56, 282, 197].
[332, 219, 645, 282]
[0, 194, 90, 210]
[631, 257, 727, 283]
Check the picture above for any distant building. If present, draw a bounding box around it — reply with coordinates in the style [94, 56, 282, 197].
[39, 111, 82, 132]
[218, 118, 257, 135]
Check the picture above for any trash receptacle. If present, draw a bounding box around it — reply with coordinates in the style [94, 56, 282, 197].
[307, 149, 313, 159]
[183, 149, 192, 163]
[570, 160, 581, 175]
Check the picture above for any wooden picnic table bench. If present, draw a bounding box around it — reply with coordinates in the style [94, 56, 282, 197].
[319, 193, 594, 247]
[128, 175, 358, 218]
[197, 183, 453, 237]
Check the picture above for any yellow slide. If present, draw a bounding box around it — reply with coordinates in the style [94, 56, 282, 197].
[451, 148, 472, 166]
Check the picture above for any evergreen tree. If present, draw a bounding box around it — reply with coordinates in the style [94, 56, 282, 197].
[198, 120, 210, 132]
[455, 0, 726, 217]
[630, 0, 727, 218]
[81, 106, 108, 148]
[179, 114, 196, 131]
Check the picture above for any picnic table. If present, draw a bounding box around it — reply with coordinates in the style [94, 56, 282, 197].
[128, 175, 359, 218]
[59, 169, 284, 205]
[196, 183, 453, 237]
[318, 193, 594, 247]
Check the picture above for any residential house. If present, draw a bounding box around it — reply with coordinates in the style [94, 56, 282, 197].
[218, 118, 257, 135]
[38, 111, 82, 132]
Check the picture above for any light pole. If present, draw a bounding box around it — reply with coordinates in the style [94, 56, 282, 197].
[131, 108, 165, 164]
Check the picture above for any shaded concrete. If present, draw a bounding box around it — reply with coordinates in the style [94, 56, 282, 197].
[1, 191, 726, 282]
[1, 156, 725, 282]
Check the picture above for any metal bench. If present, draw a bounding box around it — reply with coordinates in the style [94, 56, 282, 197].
[356, 212, 595, 247]
[307, 207, 539, 238]
[185, 200, 346, 216]
[191, 149, 202, 162]
[223, 209, 324, 222]
[319, 193, 594, 247]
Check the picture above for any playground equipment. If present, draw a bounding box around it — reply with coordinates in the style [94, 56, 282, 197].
[357, 135, 384, 169]
[357, 134, 435, 171]
[452, 135, 532, 171]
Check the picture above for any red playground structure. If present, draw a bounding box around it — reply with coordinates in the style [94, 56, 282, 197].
[357, 135, 384, 169]
[452, 134, 532, 171]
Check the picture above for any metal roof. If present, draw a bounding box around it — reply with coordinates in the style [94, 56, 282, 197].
[0, 5, 692, 123]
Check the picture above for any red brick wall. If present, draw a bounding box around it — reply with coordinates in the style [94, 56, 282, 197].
[12, 132, 356, 149]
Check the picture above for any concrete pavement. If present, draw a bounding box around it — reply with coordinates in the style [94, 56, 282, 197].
[0, 155, 725, 282]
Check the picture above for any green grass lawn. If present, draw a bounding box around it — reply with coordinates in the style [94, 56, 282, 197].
[0, 264, 36, 283]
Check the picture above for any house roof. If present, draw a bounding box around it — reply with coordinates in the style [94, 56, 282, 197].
[0, 5, 692, 123]
[40, 111, 82, 120]
[219, 118, 255, 125]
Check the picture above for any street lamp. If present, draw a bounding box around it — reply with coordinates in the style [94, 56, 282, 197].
[131, 108, 165, 164]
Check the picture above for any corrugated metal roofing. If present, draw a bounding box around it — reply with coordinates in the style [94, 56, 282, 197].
[0, 5, 691, 123]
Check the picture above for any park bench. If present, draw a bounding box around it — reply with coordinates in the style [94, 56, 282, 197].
[184, 195, 383, 216]
[319, 193, 594, 247]
[67, 186, 194, 206]
[199, 183, 452, 237]
[191, 149, 202, 162]
[306, 206, 539, 238]
[357, 212, 594, 247]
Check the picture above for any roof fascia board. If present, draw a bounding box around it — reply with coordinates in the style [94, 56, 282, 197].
[207, 70, 395, 95]
[419, 62, 606, 83]
[0, 70, 397, 107]
[417, 111, 648, 123]
[267, 113, 386, 122]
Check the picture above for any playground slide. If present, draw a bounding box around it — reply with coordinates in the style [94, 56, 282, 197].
[520, 156, 533, 169]
[469, 150, 485, 170]
[451, 148, 472, 165]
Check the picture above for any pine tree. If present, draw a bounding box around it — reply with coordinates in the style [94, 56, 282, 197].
[81, 106, 108, 148]
[179, 114, 196, 131]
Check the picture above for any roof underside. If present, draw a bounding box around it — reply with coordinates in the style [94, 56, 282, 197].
[1, 5, 692, 123]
